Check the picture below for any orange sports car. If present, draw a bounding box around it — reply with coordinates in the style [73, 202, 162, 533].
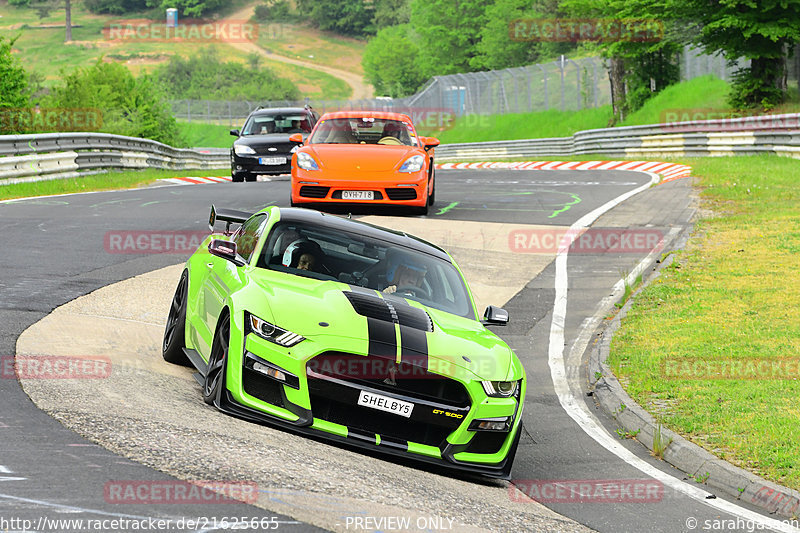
[289, 111, 440, 215]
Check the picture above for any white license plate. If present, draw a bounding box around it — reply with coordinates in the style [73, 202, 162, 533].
[357, 390, 414, 418]
[259, 157, 285, 165]
[341, 190, 374, 200]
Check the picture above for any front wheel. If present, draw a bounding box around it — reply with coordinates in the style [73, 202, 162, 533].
[203, 313, 230, 405]
[162, 271, 190, 366]
[428, 167, 436, 206]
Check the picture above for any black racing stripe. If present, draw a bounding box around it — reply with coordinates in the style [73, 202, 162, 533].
[367, 317, 397, 360]
[399, 325, 428, 371]
[384, 294, 433, 332]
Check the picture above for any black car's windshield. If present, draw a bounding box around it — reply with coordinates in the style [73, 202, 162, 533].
[242, 113, 312, 135]
[258, 221, 473, 318]
[308, 117, 416, 146]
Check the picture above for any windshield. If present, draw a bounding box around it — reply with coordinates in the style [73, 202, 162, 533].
[308, 117, 417, 146]
[241, 113, 312, 135]
[258, 221, 473, 318]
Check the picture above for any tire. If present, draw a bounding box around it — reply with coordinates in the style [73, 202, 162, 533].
[203, 312, 230, 405]
[162, 271, 191, 366]
[231, 173, 244, 183]
[414, 178, 430, 216]
[428, 166, 436, 206]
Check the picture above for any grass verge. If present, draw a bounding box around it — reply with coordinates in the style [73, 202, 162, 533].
[178, 122, 235, 148]
[0, 169, 222, 201]
[607, 154, 800, 489]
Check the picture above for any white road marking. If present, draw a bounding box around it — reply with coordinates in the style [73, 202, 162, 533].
[547, 170, 800, 533]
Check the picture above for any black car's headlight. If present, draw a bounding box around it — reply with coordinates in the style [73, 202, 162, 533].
[481, 380, 520, 398]
[234, 144, 256, 155]
[247, 313, 305, 347]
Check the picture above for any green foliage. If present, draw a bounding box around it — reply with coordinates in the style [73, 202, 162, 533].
[151, 47, 299, 101]
[253, 0, 294, 22]
[9, 0, 31, 6]
[362, 25, 428, 97]
[472, 0, 545, 70]
[373, 0, 410, 27]
[142, 0, 224, 18]
[84, 0, 148, 14]
[296, 0, 374, 37]
[0, 36, 31, 133]
[44, 60, 182, 145]
[409, 0, 489, 75]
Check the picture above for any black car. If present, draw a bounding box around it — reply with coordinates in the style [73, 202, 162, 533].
[230, 106, 319, 182]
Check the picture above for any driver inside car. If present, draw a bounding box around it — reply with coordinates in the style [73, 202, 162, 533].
[383, 255, 428, 295]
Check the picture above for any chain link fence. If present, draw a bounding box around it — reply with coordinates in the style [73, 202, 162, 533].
[171, 46, 765, 124]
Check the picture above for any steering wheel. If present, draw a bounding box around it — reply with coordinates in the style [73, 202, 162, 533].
[377, 136, 403, 145]
[395, 285, 430, 299]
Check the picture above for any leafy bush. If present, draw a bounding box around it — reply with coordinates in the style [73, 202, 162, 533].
[253, 0, 294, 22]
[0, 36, 31, 134]
[151, 47, 299, 102]
[84, 0, 148, 14]
[362, 25, 428, 97]
[44, 61, 182, 145]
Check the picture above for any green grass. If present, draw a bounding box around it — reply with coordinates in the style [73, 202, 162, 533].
[178, 122, 235, 148]
[431, 76, 800, 144]
[0, 168, 222, 200]
[607, 154, 800, 489]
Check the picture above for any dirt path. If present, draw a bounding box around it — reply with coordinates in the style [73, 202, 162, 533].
[227, 5, 374, 99]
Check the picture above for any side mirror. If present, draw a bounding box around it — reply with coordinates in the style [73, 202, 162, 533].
[289, 133, 304, 144]
[229, 129, 240, 137]
[482, 305, 509, 326]
[421, 136, 440, 151]
[208, 239, 245, 267]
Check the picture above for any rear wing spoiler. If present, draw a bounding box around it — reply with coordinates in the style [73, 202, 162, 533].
[208, 204, 252, 233]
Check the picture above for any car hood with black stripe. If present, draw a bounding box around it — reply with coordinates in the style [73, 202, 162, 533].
[247, 271, 514, 382]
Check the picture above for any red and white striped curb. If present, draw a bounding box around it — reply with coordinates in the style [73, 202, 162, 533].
[160, 176, 231, 185]
[435, 161, 692, 183]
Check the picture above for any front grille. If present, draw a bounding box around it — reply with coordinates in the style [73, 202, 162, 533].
[309, 352, 470, 407]
[299, 186, 330, 198]
[385, 188, 418, 200]
[251, 142, 295, 154]
[464, 431, 507, 455]
[242, 367, 284, 407]
[308, 392, 453, 447]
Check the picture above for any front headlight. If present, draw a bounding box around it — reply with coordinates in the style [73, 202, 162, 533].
[234, 144, 256, 155]
[296, 152, 319, 171]
[398, 155, 424, 173]
[481, 380, 519, 398]
[248, 313, 305, 347]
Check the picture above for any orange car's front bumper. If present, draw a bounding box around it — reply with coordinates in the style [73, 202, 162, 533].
[291, 168, 430, 207]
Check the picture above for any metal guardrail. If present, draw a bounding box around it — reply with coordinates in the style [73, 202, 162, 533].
[2, 113, 799, 183]
[434, 112, 800, 161]
[0, 132, 228, 184]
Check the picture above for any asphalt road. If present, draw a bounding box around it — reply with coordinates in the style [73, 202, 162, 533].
[0, 170, 790, 532]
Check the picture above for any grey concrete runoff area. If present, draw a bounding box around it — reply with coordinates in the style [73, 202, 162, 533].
[2, 168, 797, 533]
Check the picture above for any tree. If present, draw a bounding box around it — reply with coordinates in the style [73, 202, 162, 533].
[0, 36, 30, 119]
[362, 24, 429, 97]
[296, 0, 375, 37]
[409, 0, 489, 75]
[373, 0, 411, 27]
[472, 0, 545, 70]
